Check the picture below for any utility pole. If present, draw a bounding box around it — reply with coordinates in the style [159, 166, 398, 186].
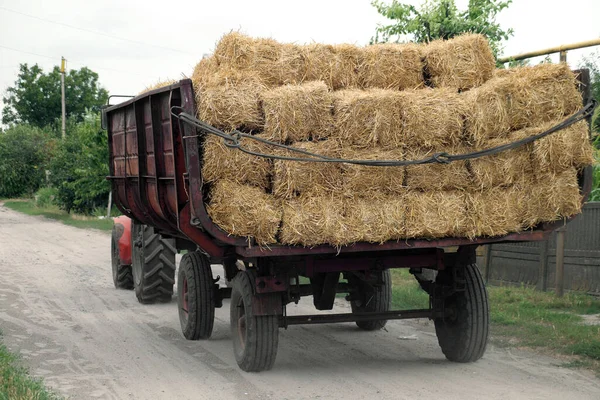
[60, 57, 66, 140]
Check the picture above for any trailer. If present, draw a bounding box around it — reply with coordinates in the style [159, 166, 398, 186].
[103, 70, 594, 372]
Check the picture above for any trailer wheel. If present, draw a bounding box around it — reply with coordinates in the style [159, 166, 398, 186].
[111, 227, 133, 290]
[131, 223, 176, 304]
[434, 263, 489, 363]
[230, 269, 279, 372]
[349, 269, 392, 331]
[177, 252, 215, 340]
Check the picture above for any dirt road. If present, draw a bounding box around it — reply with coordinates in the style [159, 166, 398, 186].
[0, 204, 599, 399]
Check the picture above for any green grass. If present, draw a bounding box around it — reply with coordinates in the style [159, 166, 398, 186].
[3, 200, 113, 231]
[390, 269, 600, 370]
[0, 335, 61, 400]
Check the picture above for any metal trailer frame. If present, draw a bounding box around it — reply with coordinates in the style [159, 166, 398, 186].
[102, 69, 594, 370]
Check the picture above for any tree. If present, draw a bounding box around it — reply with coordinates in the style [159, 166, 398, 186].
[371, 0, 513, 56]
[579, 51, 600, 137]
[2, 64, 108, 128]
[0, 125, 50, 197]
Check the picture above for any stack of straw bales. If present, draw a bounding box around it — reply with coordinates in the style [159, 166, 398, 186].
[191, 32, 593, 246]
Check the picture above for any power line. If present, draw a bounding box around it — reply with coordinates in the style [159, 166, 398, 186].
[0, 5, 195, 56]
[0, 44, 156, 78]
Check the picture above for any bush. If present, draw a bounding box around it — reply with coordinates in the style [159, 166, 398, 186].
[0, 125, 50, 198]
[48, 113, 110, 214]
[34, 187, 59, 208]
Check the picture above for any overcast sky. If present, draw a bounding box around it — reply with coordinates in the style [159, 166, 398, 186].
[1, 0, 599, 113]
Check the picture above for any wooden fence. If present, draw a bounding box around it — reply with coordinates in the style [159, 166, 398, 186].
[477, 202, 600, 295]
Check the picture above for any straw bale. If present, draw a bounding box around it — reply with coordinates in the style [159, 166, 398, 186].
[404, 147, 473, 191]
[524, 168, 582, 227]
[424, 34, 495, 90]
[191, 56, 219, 89]
[139, 79, 176, 94]
[398, 88, 467, 149]
[206, 180, 282, 245]
[359, 43, 424, 90]
[279, 195, 349, 247]
[202, 134, 275, 189]
[405, 191, 468, 238]
[332, 89, 403, 148]
[532, 120, 594, 172]
[341, 148, 406, 195]
[304, 43, 362, 89]
[465, 187, 525, 237]
[196, 71, 266, 131]
[343, 195, 407, 243]
[262, 81, 333, 142]
[273, 140, 342, 198]
[464, 63, 582, 145]
[469, 130, 534, 189]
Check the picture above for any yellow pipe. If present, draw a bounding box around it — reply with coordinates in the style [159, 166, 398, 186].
[498, 38, 600, 63]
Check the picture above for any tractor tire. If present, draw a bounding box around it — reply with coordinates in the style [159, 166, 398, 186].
[111, 226, 133, 290]
[177, 252, 215, 340]
[434, 263, 489, 363]
[230, 269, 279, 372]
[131, 223, 176, 304]
[350, 269, 392, 331]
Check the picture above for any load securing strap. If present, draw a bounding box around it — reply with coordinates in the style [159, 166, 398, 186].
[172, 99, 597, 167]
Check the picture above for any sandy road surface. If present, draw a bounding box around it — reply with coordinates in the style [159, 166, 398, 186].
[0, 204, 599, 400]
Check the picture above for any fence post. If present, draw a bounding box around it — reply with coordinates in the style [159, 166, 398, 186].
[538, 240, 548, 291]
[555, 226, 567, 297]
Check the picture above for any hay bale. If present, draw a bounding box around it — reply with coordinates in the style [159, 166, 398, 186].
[398, 88, 466, 149]
[524, 168, 582, 227]
[202, 134, 275, 189]
[341, 148, 406, 195]
[196, 71, 266, 131]
[464, 63, 583, 145]
[262, 81, 333, 142]
[469, 130, 534, 189]
[206, 180, 282, 245]
[191, 56, 219, 89]
[332, 89, 403, 148]
[344, 194, 407, 243]
[532, 120, 594, 172]
[273, 140, 342, 198]
[280, 195, 349, 246]
[404, 147, 473, 191]
[424, 34, 495, 90]
[305, 43, 362, 89]
[405, 191, 468, 238]
[465, 187, 525, 237]
[359, 43, 424, 90]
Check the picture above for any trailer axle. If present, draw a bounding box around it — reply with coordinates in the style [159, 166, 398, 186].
[279, 309, 442, 328]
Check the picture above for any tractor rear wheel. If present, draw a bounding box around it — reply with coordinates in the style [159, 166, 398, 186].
[131, 223, 176, 304]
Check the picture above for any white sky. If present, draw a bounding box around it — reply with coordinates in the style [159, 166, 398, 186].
[1, 0, 599, 113]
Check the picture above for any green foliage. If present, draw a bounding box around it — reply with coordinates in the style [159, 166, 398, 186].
[0, 125, 50, 198]
[590, 163, 600, 202]
[579, 51, 600, 137]
[371, 0, 514, 56]
[48, 113, 110, 214]
[2, 63, 108, 128]
[34, 187, 59, 208]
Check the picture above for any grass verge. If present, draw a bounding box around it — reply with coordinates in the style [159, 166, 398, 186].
[0, 335, 61, 400]
[391, 269, 600, 372]
[3, 200, 113, 231]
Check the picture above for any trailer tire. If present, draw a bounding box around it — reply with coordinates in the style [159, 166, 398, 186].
[350, 269, 392, 331]
[131, 223, 176, 304]
[434, 263, 489, 363]
[230, 269, 279, 372]
[177, 252, 215, 340]
[111, 227, 133, 290]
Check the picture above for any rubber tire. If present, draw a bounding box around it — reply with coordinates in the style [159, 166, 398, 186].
[230, 269, 279, 372]
[131, 223, 176, 304]
[177, 252, 215, 340]
[350, 269, 392, 331]
[111, 226, 133, 290]
[434, 263, 489, 363]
